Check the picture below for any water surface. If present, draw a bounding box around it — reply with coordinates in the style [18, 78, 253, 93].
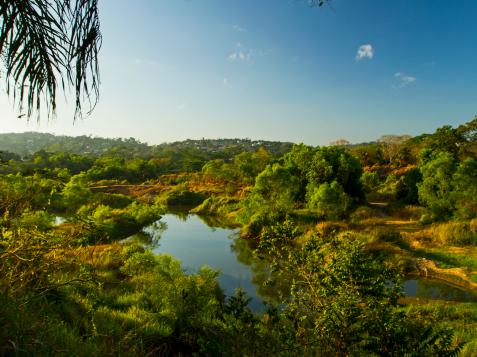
[137, 213, 477, 310]
[147, 214, 267, 311]
[403, 278, 477, 302]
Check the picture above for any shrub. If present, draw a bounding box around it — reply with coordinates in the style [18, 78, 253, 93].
[396, 168, 422, 204]
[390, 205, 427, 220]
[349, 206, 378, 222]
[367, 226, 403, 244]
[155, 185, 207, 207]
[190, 196, 239, 216]
[378, 174, 401, 198]
[91, 193, 133, 209]
[427, 221, 477, 246]
[306, 181, 350, 219]
[315, 221, 349, 236]
[12, 210, 54, 231]
[417, 152, 456, 220]
[360, 172, 381, 193]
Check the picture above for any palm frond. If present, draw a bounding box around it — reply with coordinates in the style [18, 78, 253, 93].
[0, 0, 101, 121]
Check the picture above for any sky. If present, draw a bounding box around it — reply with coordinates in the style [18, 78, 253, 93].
[1, 0, 477, 146]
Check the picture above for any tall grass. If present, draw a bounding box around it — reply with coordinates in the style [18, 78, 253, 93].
[425, 220, 477, 246]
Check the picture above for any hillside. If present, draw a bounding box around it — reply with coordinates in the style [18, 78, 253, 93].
[0, 132, 293, 157]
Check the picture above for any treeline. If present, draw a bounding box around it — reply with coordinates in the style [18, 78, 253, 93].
[0, 132, 148, 157]
[0, 133, 293, 182]
[0, 132, 292, 158]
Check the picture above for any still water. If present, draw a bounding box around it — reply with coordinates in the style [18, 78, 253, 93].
[145, 213, 268, 311]
[135, 213, 477, 310]
[403, 279, 477, 302]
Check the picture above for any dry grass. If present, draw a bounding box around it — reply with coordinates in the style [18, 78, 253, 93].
[314, 221, 349, 236]
[420, 221, 477, 246]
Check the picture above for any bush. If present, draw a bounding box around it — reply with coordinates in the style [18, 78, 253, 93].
[420, 213, 433, 225]
[306, 181, 350, 219]
[315, 221, 349, 236]
[75, 202, 162, 244]
[349, 206, 378, 222]
[155, 185, 206, 207]
[367, 226, 403, 244]
[190, 195, 239, 216]
[12, 210, 54, 231]
[417, 152, 456, 220]
[427, 221, 477, 246]
[390, 205, 427, 220]
[378, 174, 400, 198]
[396, 168, 422, 204]
[91, 192, 133, 209]
[360, 172, 381, 193]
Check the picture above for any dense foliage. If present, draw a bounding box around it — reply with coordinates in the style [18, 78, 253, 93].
[1, 121, 477, 355]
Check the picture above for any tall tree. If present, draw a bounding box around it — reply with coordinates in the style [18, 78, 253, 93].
[417, 152, 457, 220]
[378, 134, 412, 164]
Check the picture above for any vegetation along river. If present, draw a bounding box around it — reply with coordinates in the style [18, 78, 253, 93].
[130, 213, 477, 310]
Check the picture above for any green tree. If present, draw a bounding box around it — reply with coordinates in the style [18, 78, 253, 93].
[396, 167, 422, 204]
[251, 164, 299, 210]
[360, 171, 381, 193]
[61, 173, 92, 213]
[233, 147, 273, 184]
[350, 143, 385, 167]
[258, 223, 461, 356]
[240, 163, 300, 230]
[283, 144, 364, 203]
[305, 146, 363, 200]
[426, 125, 465, 158]
[417, 152, 457, 220]
[452, 158, 477, 219]
[306, 181, 350, 219]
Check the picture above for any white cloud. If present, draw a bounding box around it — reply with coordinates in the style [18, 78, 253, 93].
[223, 78, 229, 86]
[228, 44, 252, 62]
[232, 25, 247, 33]
[394, 72, 416, 88]
[356, 44, 374, 61]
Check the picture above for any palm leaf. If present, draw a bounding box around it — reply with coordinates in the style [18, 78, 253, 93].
[0, 0, 101, 121]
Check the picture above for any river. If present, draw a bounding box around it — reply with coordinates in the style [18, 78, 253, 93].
[131, 213, 477, 310]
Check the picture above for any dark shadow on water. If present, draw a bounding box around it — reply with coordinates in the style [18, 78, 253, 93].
[195, 214, 240, 230]
[403, 278, 477, 302]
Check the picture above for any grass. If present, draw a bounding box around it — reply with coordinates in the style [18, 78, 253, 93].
[411, 248, 477, 270]
[348, 205, 477, 294]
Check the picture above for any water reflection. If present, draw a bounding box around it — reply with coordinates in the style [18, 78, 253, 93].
[142, 214, 270, 311]
[230, 238, 290, 303]
[196, 214, 239, 230]
[137, 213, 477, 311]
[403, 279, 477, 302]
[142, 220, 167, 247]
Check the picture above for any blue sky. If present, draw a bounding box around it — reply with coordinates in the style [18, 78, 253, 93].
[1, 0, 477, 145]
